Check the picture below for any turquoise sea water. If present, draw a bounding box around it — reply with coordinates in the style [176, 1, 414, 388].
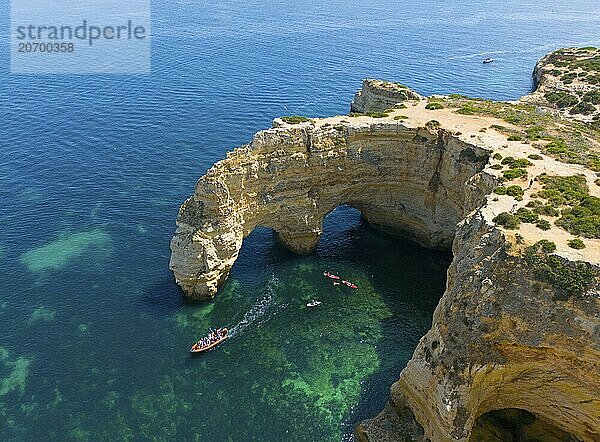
[0, 0, 599, 440]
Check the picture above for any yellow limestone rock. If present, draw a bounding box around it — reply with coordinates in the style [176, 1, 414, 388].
[170, 49, 600, 441]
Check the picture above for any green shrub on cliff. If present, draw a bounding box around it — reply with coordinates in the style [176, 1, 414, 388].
[366, 111, 390, 118]
[456, 104, 478, 115]
[510, 158, 533, 168]
[587, 74, 600, 84]
[500, 156, 532, 169]
[544, 91, 579, 109]
[555, 197, 600, 238]
[516, 208, 538, 223]
[525, 125, 553, 141]
[561, 72, 577, 84]
[425, 102, 443, 110]
[493, 212, 521, 229]
[537, 174, 589, 205]
[493, 184, 524, 199]
[544, 138, 569, 154]
[568, 238, 586, 249]
[536, 175, 600, 238]
[506, 185, 524, 199]
[524, 242, 596, 299]
[502, 168, 528, 180]
[535, 239, 557, 253]
[528, 154, 543, 160]
[281, 116, 310, 124]
[536, 219, 551, 230]
[526, 201, 559, 217]
[570, 101, 596, 115]
[582, 90, 600, 105]
[393, 115, 408, 120]
[425, 120, 441, 129]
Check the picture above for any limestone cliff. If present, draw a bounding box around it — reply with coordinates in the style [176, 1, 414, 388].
[170, 48, 600, 441]
[169, 117, 491, 299]
[359, 211, 600, 441]
[524, 47, 600, 125]
[351, 79, 423, 113]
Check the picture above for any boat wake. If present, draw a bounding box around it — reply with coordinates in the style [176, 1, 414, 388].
[447, 42, 597, 61]
[227, 277, 280, 338]
[448, 50, 508, 60]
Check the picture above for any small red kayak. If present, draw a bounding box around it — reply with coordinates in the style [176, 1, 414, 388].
[190, 328, 228, 353]
[342, 280, 358, 289]
[324, 271, 341, 280]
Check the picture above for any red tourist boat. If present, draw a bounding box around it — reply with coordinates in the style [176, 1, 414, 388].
[190, 328, 228, 353]
[342, 280, 358, 289]
[323, 271, 341, 280]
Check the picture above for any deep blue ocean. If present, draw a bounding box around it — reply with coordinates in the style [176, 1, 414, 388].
[0, 1, 598, 440]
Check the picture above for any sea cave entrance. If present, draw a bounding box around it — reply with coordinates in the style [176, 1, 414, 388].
[470, 408, 582, 442]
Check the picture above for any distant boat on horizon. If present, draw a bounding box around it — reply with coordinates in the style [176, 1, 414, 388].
[483, 57, 495, 64]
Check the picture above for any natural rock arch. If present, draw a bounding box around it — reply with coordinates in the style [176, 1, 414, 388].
[170, 74, 600, 441]
[169, 120, 492, 299]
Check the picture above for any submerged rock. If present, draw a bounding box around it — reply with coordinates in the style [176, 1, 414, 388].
[0, 348, 30, 398]
[19, 229, 113, 273]
[26, 306, 56, 325]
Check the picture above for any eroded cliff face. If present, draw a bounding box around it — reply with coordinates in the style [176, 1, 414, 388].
[169, 118, 492, 299]
[359, 210, 600, 441]
[351, 78, 423, 113]
[170, 49, 600, 441]
[524, 47, 600, 124]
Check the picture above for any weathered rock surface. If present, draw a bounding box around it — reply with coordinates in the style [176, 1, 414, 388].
[170, 49, 600, 441]
[351, 78, 423, 113]
[170, 117, 492, 299]
[359, 210, 600, 441]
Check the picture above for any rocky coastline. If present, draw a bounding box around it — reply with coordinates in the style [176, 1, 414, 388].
[170, 48, 600, 441]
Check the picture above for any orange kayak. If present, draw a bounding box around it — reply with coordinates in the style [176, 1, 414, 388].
[190, 328, 228, 353]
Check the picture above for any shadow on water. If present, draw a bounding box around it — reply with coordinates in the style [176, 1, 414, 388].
[316, 207, 453, 438]
[341, 252, 450, 437]
[135, 276, 186, 316]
